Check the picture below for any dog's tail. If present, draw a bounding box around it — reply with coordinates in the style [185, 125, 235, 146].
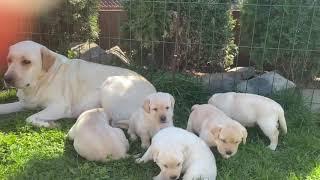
[278, 108, 287, 134]
[113, 120, 130, 129]
[191, 104, 200, 111]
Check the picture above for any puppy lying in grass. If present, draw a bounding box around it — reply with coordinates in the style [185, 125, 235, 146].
[209, 92, 287, 150]
[187, 104, 247, 159]
[118, 92, 175, 149]
[136, 127, 217, 180]
[67, 108, 129, 162]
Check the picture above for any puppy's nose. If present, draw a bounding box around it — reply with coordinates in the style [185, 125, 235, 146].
[4, 75, 14, 84]
[160, 115, 166, 123]
[170, 175, 177, 180]
[226, 151, 233, 155]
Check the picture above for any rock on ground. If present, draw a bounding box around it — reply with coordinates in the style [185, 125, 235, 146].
[201, 67, 256, 92]
[302, 88, 320, 112]
[70, 42, 130, 65]
[236, 71, 296, 95]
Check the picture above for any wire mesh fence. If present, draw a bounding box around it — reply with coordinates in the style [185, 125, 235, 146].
[7, 0, 320, 111]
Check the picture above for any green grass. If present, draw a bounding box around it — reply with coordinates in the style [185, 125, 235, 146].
[0, 72, 319, 180]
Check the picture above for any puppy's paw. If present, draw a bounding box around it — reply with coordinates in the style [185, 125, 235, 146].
[268, 144, 277, 151]
[132, 153, 141, 159]
[135, 157, 144, 164]
[152, 174, 162, 180]
[129, 134, 138, 141]
[26, 117, 50, 127]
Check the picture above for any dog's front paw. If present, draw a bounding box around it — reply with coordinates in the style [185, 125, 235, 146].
[26, 116, 50, 128]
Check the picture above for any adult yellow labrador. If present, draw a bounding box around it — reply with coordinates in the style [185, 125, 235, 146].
[0, 41, 156, 127]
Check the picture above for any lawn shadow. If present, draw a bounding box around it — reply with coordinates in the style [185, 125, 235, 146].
[0, 111, 75, 134]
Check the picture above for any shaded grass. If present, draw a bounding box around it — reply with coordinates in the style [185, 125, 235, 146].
[0, 72, 319, 179]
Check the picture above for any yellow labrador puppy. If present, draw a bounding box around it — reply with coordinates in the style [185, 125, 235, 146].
[208, 92, 287, 150]
[67, 108, 129, 162]
[127, 92, 175, 149]
[136, 127, 217, 180]
[0, 41, 156, 127]
[187, 104, 247, 159]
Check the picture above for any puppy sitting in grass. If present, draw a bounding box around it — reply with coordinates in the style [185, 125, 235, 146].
[208, 92, 287, 150]
[119, 92, 175, 149]
[187, 104, 247, 159]
[67, 108, 129, 162]
[136, 127, 217, 180]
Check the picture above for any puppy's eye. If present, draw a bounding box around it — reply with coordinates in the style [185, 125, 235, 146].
[166, 106, 169, 110]
[176, 163, 180, 167]
[153, 108, 158, 111]
[221, 139, 227, 143]
[164, 164, 168, 168]
[7, 59, 12, 64]
[22, 60, 31, 65]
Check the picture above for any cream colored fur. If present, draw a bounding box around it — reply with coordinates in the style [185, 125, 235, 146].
[126, 92, 175, 149]
[0, 41, 156, 127]
[67, 108, 129, 162]
[187, 104, 247, 159]
[208, 92, 287, 150]
[136, 127, 217, 180]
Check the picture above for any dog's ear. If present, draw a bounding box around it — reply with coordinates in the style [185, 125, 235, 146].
[41, 47, 55, 72]
[240, 125, 248, 144]
[170, 94, 175, 109]
[210, 125, 222, 139]
[143, 97, 150, 113]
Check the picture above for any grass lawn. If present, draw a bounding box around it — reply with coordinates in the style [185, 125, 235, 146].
[0, 72, 319, 180]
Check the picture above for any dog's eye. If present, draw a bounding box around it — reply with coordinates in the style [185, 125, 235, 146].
[164, 164, 168, 168]
[221, 139, 227, 143]
[7, 59, 12, 64]
[166, 106, 169, 110]
[176, 163, 180, 167]
[153, 108, 158, 111]
[22, 60, 31, 65]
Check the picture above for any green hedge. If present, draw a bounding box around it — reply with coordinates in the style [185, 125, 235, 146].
[122, 0, 237, 72]
[241, 0, 320, 82]
[39, 0, 100, 54]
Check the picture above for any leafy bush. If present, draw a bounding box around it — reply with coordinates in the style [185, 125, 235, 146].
[122, 0, 237, 72]
[38, 0, 100, 54]
[241, 0, 320, 82]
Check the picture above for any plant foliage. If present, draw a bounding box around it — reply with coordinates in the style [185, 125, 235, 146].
[122, 0, 237, 72]
[38, 0, 100, 54]
[241, 0, 320, 82]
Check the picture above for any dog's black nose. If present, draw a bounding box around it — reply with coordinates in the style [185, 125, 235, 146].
[4, 75, 14, 84]
[160, 115, 166, 123]
[226, 151, 233, 155]
[170, 175, 177, 180]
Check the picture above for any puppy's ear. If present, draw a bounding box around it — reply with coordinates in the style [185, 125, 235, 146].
[210, 125, 222, 139]
[170, 94, 175, 109]
[41, 47, 55, 72]
[240, 125, 248, 144]
[143, 98, 150, 113]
